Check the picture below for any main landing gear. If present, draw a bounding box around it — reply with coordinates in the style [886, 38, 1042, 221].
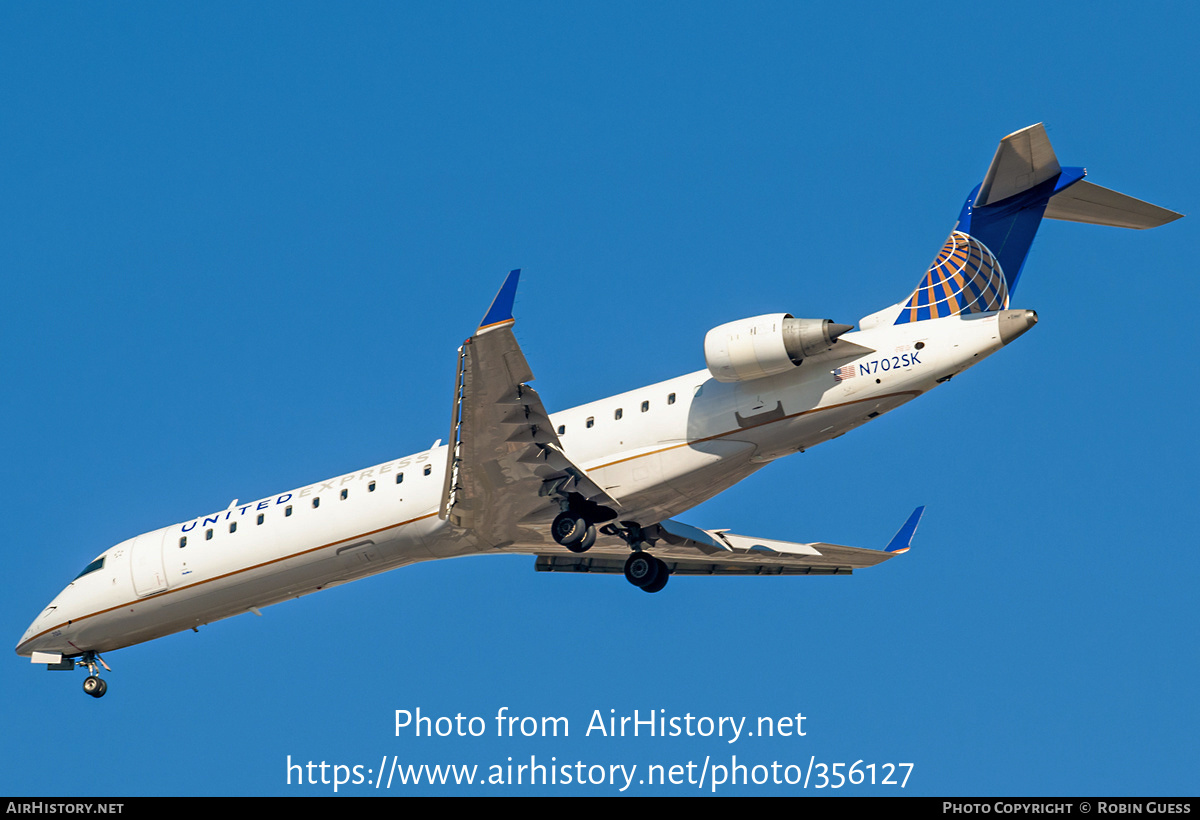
[549, 492, 614, 554]
[78, 651, 110, 698]
[623, 550, 669, 594]
[548, 496, 670, 594]
[551, 510, 597, 553]
[608, 521, 670, 594]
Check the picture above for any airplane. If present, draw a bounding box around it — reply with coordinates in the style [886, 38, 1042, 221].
[16, 124, 1181, 698]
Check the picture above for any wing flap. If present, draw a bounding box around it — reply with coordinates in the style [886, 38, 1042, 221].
[535, 554, 857, 576]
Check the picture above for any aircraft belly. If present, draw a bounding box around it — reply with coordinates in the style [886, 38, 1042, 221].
[747, 391, 920, 458]
[417, 516, 485, 558]
[64, 518, 438, 652]
[610, 391, 919, 522]
[588, 449, 669, 506]
[607, 439, 762, 525]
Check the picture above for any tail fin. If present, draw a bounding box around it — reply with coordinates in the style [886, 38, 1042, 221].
[893, 124, 1182, 326]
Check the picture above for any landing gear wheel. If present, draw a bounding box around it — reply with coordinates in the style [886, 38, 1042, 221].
[623, 551, 661, 589]
[551, 512, 588, 549]
[641, 558, 669, 593]
[83, 675, 107, 698]
[568, 525, 597, 554]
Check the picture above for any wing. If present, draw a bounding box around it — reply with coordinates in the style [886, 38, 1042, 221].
[535, 507, 925, 577]
[439, 270, 620, 548]
[441, 272, 922, 582]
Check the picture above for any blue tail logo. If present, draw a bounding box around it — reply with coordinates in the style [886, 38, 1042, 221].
[898, 231, 1008, 323]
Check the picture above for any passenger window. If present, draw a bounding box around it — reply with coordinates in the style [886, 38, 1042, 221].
[557, 425, 565, 435]
[668, 392, 676, 405]
[586, 417, 594, 428]
[229, 522, 237, 534]
[206, 529, 213, 540]
[285, 505, 293, 517]
[641, 401, 649, 412]
[396, 473, 404, 484]
[340, 489, 348, 500]
[615, 408, 623, 420]
[369, 481, 376, 492]
[179, 537, 187, 548]
[257, 514, 264, 525]
[424, 464, 432, 476]
[312, 498, 320, 509]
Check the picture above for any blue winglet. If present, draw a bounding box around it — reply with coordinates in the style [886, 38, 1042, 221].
[478, 269, 521, 331]
[885, 506, 925, 554]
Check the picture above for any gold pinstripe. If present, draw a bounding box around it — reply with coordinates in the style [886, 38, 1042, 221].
[20, 389, 921, 653]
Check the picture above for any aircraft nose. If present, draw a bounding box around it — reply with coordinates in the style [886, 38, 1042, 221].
[16, 616, 44, 656]
[16, 594, 67, 657]
[998, 309, 1038, 345]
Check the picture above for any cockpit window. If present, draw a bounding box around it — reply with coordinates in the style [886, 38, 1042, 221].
[74, 556, 105, 580]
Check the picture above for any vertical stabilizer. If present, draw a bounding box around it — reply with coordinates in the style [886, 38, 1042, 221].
[892, 125, 1180, 326]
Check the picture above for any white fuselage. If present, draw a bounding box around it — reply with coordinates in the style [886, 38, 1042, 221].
[16, 311, 1015, 659]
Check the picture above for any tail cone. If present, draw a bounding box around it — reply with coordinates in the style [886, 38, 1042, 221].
[998, 309, 1038, 345]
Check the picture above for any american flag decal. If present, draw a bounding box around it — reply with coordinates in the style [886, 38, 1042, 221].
[833, 365, 857, 382]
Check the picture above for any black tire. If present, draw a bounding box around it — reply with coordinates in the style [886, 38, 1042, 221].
[568, 525, 597, 554]
[641, 558, 670, 593]
[83, 676, 105, 698]
[551, 512, 587, 548]
[623, 551, 660, 588]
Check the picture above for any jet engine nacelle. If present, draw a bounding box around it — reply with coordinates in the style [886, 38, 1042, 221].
[704, 313, 853, 382]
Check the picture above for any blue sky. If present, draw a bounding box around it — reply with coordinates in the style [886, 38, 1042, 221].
[2, 2, 1196, 796]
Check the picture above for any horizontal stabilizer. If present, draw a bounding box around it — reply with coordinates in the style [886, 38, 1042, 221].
[977, 124, 1061, 207]
[1044, 180, 1183, 229]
